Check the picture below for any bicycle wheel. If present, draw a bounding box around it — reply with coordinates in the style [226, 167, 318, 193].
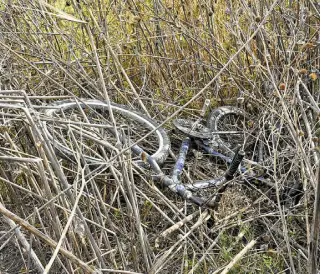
[42, 99, 170, 165]
[207, 106, 251, 154]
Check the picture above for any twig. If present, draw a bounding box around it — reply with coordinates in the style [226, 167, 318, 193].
[43, 168, 87, 273]
[0, 202, 99, 274]
[88, 9, 151, 118]
[188, 228, 226, 274]
[218, 239, 257, 274]
[3, 216, 45, 273]
[150, 211, 210, 274]
[308, 161, 320, 274]
[158, 211, 198, 239]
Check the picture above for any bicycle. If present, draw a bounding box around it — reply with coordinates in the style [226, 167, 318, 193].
[42, 99, 251, 208]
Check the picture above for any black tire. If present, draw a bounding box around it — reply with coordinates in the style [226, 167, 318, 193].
[207, 106, 249, 154]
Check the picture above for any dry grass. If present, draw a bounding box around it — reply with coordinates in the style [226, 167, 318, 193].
[0, 0, 319, 273]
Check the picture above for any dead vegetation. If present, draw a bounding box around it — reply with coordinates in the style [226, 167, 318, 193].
[0, 0, 319, 273]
